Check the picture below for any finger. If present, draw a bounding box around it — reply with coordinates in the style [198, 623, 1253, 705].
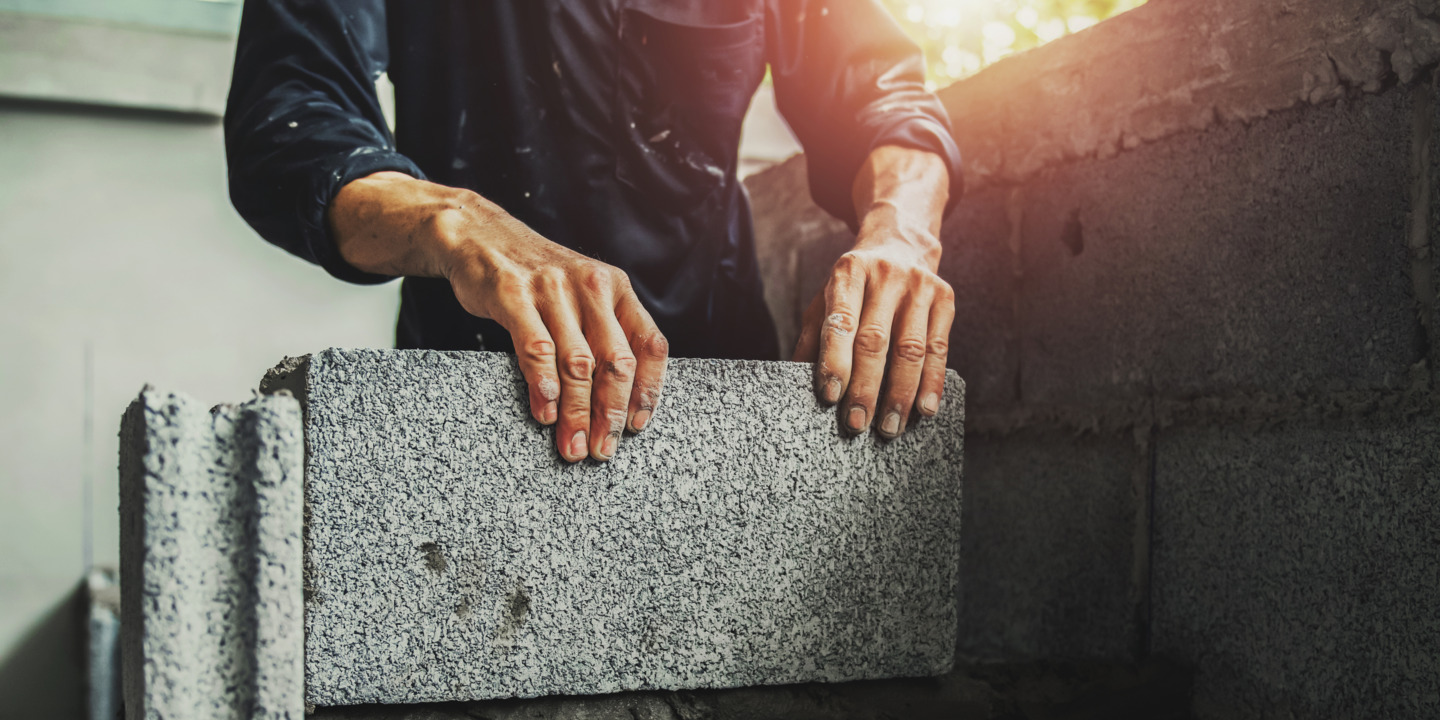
[841, 278, 904, 435]
[497, 299, 561, 426]
[538, 292, 595, 463]
[917, 284, 956, 418]
[616, 292, 668, 433]
[815, 255, 865, 406]
[580, 284, 636, 462]
[875, 292, 931, 438]
[791, 292, 824, 363]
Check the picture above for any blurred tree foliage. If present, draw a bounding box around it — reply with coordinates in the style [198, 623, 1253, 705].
[878, 0, 1147, 87]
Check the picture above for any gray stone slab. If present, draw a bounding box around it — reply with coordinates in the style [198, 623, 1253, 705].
[1016, 84, 1422, 405]
[958, 431, 1144, 661]
[266, 349, 965, 706]
[119, 388, 305, 719]
[1153, 415, 1440, 720]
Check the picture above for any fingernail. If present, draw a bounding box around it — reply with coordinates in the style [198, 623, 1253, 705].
[600, 432, 619, 459]
[920, 393, 940, 415]
[568, 430, 587, 460]
[847, 406, 867, 433]
[543, 402, 557, 425]
[631, 409, 651, 432]
[823, 378, 842, 404]
[881, 412, 901, 436]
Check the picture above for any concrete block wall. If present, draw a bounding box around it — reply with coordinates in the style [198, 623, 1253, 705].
[744, 0, 1440, 715]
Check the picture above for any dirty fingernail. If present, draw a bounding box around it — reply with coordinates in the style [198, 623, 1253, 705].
[631, 409, 651, 432]
[920, 393, 940, 415]
[881, 412, 901, 436]
[543, 402, 557, 425]
[600, 432, 619, 460]
[568, 430, 587, 460]
[847, 406, 867, 433]
[823, 378, 842, 404]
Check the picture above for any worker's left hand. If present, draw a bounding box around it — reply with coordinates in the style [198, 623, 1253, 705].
[791, 202, 954, 439]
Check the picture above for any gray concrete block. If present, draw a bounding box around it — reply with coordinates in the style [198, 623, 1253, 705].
[1153, 415, 1440, 720]
[270, 349, 965, 706]
[1017, 85, 1422, 406]
[957, 431, 1144, 661]
[119, 388, 304, 719]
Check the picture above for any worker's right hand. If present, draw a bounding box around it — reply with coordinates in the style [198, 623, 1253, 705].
[329, 171, 669, 463]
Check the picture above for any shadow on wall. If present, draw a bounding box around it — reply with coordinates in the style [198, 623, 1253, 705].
[0, 578, 86, 719]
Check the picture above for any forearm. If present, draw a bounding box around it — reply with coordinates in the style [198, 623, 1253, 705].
[850, 144, 950, 268]
[328, 171, 494, 280]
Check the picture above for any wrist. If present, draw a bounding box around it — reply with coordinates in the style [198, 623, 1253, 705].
[855, 200, 942, 269]
[330, 172, 502, 280]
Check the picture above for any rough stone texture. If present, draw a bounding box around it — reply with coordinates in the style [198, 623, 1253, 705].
[957, 431, 1145, 662]
[937, 0, 1440, 191]
[306, 659, 1192, 720]
[119, 389, 305, 719]
[272, 349, 966, 707]
[1018, 85, 1422, 406]
[1152, 415, 1440, 720]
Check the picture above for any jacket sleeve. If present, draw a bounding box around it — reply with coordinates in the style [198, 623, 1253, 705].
[224, 0, 425, 284]
[766, 0, 963, 230]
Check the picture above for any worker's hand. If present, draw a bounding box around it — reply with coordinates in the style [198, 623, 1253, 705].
[791, 146, 953, 438]
[330, 172, 668, 463]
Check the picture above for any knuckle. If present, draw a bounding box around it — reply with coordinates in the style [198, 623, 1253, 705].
[578, 264, 611, 294]
[637, 330, 669, 359]
[854, 324, 890, 356]
[894, 336, 928, 363]
[871, 256, 897, 276]
[600, 352, 637, 384]
[937, 280, 956, 304]
[519, 336, 557, 363]
[927, 336, 951, 356]
[823, 310, 857, 336]
[562, 352, 596, 382]
[833, 253, 860, 275]
[536, 266, 567, 294]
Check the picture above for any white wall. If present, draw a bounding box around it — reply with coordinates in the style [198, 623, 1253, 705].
[0, 101, 400, 711]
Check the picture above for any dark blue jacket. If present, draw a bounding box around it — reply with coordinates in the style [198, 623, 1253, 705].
[224, 0, 962, 359]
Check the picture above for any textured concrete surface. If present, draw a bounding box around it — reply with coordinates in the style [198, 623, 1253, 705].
[937, 0, 1440, 190]
[268, 349, 965, 706]
[119, 388, 304, 719]
[957, 431, 1145, 662]
[1153, 415, 1440, 720]
[308, 659, 1191, 720]
[1018, 85, 1420, 406]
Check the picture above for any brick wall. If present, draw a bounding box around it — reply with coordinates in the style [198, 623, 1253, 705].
[745, 0, 1440, 716]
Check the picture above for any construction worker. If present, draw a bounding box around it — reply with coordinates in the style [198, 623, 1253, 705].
[225, 1, 961, 463]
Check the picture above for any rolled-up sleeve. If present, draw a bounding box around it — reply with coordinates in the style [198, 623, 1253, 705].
[766, 0, 963, 229]
[224, 0, 425, 284]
